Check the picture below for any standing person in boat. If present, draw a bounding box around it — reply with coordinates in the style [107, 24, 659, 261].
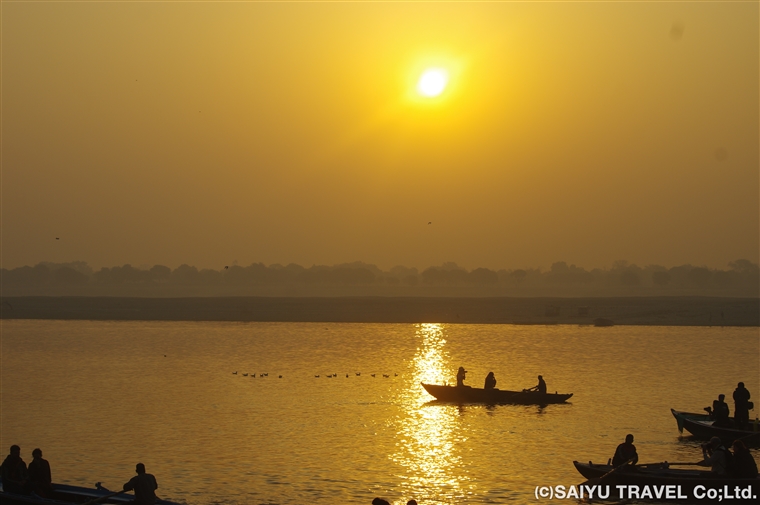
[732, 382, 752, 430]
[1, 445, 30, 494]
[524, 375, 547, 394]
[123, 463, 158, 505]
[730, 439, 758, 477]
[697, 437, 731, 475]
[611, 434, 639, 466]
[28, 448, 53, 498]
[484, 372, 497, 390]
[456, 367, 468, 387]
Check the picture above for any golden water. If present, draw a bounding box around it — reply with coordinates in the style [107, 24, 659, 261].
[1, 320, 758, 504]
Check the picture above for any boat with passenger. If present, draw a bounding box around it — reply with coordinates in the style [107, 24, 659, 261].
[0, 481, 183, 505]
[671, 409, 760, 446]
[421, 383, 573, 405]
[573, 461, 759, 502]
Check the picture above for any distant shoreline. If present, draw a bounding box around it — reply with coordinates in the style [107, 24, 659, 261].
[1, 296, 758, 326]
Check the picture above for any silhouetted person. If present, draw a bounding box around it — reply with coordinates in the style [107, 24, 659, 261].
[732, 382, 751, 430]
[731, 439, 758, 477]
[407, 500, 418, 505]
[123, 463, 158, 505]
[698, 437, 731, 475]
[712, 394, 731, 428]
[456, 367, 467, 387]
[484, 372, 496, 390]
[1, 445, 30, 494]
[28, 448, 52, 498]
[372, 499, 391, 505]
[525, 375, 546, 394]
[611, 434, 638, 466]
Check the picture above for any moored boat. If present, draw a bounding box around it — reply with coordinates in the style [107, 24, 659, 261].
[0, 482, 182, 505]
[421, 383, 573, 405]
[573, 461, 759, 502]
[671, 409, 760, 447]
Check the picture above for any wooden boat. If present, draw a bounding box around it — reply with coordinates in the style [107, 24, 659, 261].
[0, 482, 182, 505]
[421, 383, 573, 405]
[573, 461, 760, 503]
[671, 409, 760, 447]
[573, 461, 759, 502]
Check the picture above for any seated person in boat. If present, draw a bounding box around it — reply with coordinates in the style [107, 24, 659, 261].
[123, 463, 159, 505]
[697, 437, 731, 475]
[710, 394, 732, 427]
[611, 434, 638, 466]
[456, 367, 468, 387]
[731, 439, 758, 478]
[28, 448, 53, 498]
[484, 372, 496, 390]
[524, 375, 547, 394]
[1, 444, 31, 494]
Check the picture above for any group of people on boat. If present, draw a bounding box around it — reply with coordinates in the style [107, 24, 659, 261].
[1, 445, 159, 505]
[698, 436, 758, 477]
[455, 367, 546, 393]
[704, 382, 753, 430]
[611, 432, 757, 478]
[1, 445, 52, 497]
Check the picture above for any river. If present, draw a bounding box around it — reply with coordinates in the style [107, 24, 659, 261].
[1, 320, 757, 504]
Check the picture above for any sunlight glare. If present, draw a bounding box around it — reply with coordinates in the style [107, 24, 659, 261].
[417, 68, 449, 97]
[392, 323, 473, 501]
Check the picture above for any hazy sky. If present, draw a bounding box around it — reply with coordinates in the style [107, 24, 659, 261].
[3, 1, 758, 272]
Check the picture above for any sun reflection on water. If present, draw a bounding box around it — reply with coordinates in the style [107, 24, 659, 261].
[392, 324, 475, 504]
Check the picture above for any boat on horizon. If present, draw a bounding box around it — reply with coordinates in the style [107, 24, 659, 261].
[421, 383, 573, 405]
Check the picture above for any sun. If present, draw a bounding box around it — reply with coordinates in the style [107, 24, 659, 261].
[416, 68, 449, 97]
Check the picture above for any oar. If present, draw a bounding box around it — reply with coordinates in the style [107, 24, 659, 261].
[579, 457, 635, 488]
[81, 490, 127, 505]
[738, 431, 760, 442]
[636, 461, 702, 467]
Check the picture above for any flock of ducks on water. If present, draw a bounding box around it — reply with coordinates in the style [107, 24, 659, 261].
[231, 371, 400, 379]
[232, 372, 280, 378]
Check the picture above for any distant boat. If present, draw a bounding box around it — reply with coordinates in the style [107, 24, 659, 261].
[670, 408, 760, 446]
[513, 320, 559, 325]
[0, 482, 182, 505]
[421, 383, 573, 405]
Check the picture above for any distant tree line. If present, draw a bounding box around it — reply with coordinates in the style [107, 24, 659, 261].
[2, 259, 758, 295]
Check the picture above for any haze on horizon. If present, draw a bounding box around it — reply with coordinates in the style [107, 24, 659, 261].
[2, 2, 758, 273]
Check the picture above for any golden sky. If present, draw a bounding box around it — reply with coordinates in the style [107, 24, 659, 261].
[2, 1, 758, 271]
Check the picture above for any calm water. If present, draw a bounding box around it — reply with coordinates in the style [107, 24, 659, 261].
[1, 321, 758, 504]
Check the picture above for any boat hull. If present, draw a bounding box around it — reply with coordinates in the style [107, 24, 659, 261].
[0, 483, 181, 505]
[573, 461, 759, 502]
[671, 409, 760, 447]
[421, 383, 572, 405]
